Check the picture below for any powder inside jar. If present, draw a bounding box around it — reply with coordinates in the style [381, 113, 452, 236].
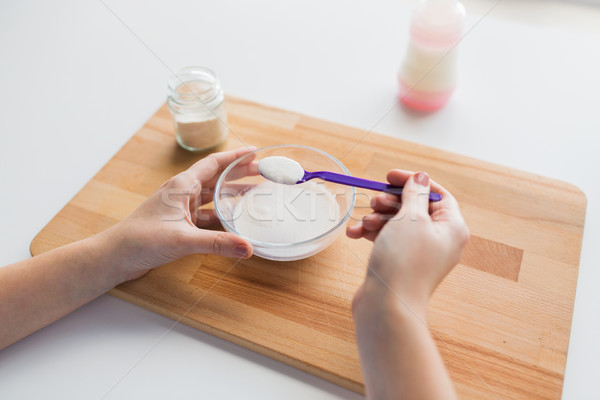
[175, 115, 228, 151]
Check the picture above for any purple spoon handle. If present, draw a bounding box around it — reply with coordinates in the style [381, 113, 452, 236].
[299, 171, 442, 202]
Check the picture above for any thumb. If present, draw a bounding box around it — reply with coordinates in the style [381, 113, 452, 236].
[400, 172, 431, 221]
[186, 229, 253, 258]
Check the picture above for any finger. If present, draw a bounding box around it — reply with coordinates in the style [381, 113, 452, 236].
[387, 169, 445, 206]
[386, 169, 414, 187]
[189, 180, 202, 225]
[400, 171, 431, 222]
[194, 208, 221, 228]
[429, 178, 457, 206]
[427, 178, 469, 248]
[162, 147, 256, 197]
[370, 192, 402, 213]
[187, 147, 256, 183]
[156, 175, 200, 225]
[199, 183, 258, 205]
[199, 187, 216, 205]
[346, 221, 382, 242]
[428, 177, 461, 220]
[200, 160, 259, 193]
[161, 148, 256, 227]
[185, 229, 253, 259]
[362, 213, 390, 231]
[188, 148, 257, 215]
[225, 160, 259, 181]
[346, 222, 364, 239]
[362, 230, 380, 242]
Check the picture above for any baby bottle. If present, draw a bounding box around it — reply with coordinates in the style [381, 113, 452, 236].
[398, 0, 466, 111]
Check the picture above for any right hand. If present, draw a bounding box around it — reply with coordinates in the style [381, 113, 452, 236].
[348, 170, 469, 318]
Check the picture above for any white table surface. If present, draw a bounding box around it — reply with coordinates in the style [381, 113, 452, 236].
[1, 1, 599, 398]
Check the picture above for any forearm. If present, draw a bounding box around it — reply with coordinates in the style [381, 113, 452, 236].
[0, 232, 126, 350]
[354, 293, 456, 400]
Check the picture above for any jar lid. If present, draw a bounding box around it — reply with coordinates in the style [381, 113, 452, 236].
[167, 66, 222, 105]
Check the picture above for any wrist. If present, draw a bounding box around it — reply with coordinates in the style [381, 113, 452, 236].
[353, 278, 429, 327]
[89, 227, 141, 288]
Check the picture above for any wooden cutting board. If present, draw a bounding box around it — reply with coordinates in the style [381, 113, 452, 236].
[31, 98, 586, 399]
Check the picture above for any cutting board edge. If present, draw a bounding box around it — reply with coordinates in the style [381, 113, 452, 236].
[107, 286, 366, 395]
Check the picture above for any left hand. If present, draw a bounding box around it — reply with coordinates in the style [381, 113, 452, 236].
[100, 147, 257, 282]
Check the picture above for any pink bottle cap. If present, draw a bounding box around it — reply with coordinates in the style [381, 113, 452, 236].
[410, 0, 466, 48]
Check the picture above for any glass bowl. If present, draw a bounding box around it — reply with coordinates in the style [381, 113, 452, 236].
[214, 145, 356, 261]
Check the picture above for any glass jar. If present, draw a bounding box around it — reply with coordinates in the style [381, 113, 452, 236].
[167, 66, 228, 151]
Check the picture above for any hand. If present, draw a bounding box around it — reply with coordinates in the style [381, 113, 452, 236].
[348, 170, 469, 318]
[100, 147, 257, 283]
[347, 170, 468, 400]
[0, 147, 259, 350]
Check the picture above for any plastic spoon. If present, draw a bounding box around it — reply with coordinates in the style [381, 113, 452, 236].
[258, 156, 442, 202]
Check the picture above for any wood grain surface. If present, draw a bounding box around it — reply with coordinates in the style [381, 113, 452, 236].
[30, 98, 586, 398]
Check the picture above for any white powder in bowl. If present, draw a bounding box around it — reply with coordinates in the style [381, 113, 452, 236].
[233, 181, 340, 244]
[257, 156, 305, 185]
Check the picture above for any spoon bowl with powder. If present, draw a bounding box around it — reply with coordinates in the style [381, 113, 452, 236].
[214, 145, 356, 261]
[258, 156, 442, 202]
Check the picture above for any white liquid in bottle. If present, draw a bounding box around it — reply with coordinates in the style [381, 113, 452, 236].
[398, 0, 466, 111]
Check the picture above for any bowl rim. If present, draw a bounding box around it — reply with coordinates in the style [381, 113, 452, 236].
[213, 144, 357, 248]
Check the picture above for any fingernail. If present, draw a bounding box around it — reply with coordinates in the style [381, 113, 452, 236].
[370, 196, 377, 208]
[234, 245, 249, 258]
[414, 172, 429, 187]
